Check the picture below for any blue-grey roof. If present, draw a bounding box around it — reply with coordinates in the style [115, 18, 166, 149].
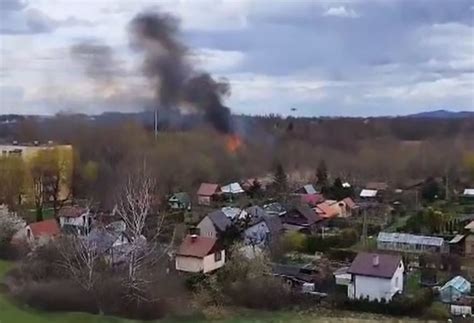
[377, 232, 445, 247]
[207, 210, 232, 232]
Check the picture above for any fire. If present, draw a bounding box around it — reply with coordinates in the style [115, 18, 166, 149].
[226, 135, 243, 153]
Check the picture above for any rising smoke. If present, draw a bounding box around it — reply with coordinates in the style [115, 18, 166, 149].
[129, 11, 233, 134]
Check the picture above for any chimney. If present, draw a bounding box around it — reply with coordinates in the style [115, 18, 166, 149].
[191, 234, 198, 242]
[373, 255, 379, 267]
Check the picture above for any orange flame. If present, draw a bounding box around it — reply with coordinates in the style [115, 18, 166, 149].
[226, 135, 243, 153]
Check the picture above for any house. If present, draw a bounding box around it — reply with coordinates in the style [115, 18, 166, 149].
[86, 225, 133, 264]
[281, 203, 321, 233]
[377, 232, 447, 254]
[347, 252, 404, 301]
[315, 201, 340, 219]
[13, 219, 60, 245]
[58, 206, 91, 235]
[197, 210, 232, 239]
[220, 182, 245, 200]
[263, 202, 287, 216]
[175, 235, 225, 273]
[439, 276, 471, 304]
[294, 184, 317, 195]
[360, 189, 378, 199]
[221, 206, 246, 221]
[461, 188, 474, 203]
[197, 183, 220, 206]
[462, 221, 474, 257]
[243, 206, 283, 246]
[342, 197, 359, 216]
[168, 192, 191, 211]
[300, 193, 325, 207]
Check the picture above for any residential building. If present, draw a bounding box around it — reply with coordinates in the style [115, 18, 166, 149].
[13, 219, 60, 245]
[342, 197, 359, 216]
[281, 203, 321, 233]
[175, 235, 225, 273]
[347, 252, 404, 301]
[463, 221, 474, 257]
[294, 184, 317, 195]
[168, 192, 191, 211]
[243, 206, 283, 246]
[197, 183, 220, 205]
[439, 276, 471, 304]
[377, 232, 447, 254]
[461, 188, 474, 202]
[58, 206, 91, 235]
[263, 202, 287, 216]
[197, 210, 232, 239]
[360, 189, 378, 199]
[0, 142, 73, 203]
[220, 182, 245, 195]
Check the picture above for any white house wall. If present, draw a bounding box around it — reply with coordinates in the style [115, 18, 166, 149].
[349, 262, 404, 301]
[203, 250, 225, 273]
[175, 256, 204, 273]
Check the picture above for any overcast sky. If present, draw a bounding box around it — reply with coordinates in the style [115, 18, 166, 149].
[1, 0, 473, 117]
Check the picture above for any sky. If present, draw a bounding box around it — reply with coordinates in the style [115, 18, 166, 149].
[0, 0, 473, 117]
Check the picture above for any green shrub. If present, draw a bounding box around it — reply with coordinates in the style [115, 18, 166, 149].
[423, 302, 449, 320]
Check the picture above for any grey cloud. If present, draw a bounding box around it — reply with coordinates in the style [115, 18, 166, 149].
[0, 1, 94, 34]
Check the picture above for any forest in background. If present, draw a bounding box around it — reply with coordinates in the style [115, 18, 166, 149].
[1, 113, 474, 207]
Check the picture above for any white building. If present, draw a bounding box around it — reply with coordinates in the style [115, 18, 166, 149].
[346, 252, 404, 301]
[175, 235, 225, 273]
[377, 232, 447, 253]
[58, 206, 91, 234]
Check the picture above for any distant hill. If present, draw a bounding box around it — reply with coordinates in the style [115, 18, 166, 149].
[406, 109, 474, 119]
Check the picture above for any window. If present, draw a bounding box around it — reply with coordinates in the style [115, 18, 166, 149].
[214, 251, 222, 262]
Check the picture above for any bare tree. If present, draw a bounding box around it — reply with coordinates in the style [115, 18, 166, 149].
[57, 236, 101, 309]
[114, 163, 172, 303]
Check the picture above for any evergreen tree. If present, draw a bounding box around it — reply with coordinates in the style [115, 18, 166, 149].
[273, 163, 288, 195]
[316, 159, 328, 188]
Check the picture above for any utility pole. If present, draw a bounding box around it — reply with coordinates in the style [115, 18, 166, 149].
[154, 108, 158, 140]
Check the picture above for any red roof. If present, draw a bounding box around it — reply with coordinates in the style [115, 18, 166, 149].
[348, 252, 402, 279]
[177, 235, 220, 258]
[28, 219, 60, 237]
[197, 183, 219, 197]
[343, 197, 358, 209]
[315, 201, 339, 219]
[301, 194, 325, 206]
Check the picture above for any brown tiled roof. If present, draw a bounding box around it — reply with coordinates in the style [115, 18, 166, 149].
[197, 183, 219, 197]
[58, 206, 87, 218]
[29, 219, 60, 237]
[177, 235, 219, 258]
[348, 252, 402, 279]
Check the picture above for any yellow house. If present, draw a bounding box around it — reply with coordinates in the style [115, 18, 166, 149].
[0, 142, 74, 203]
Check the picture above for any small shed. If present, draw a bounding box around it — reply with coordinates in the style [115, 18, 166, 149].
[439, 276, 471, 304]
[168, 192, 191, 211]
[360, 189, 378, 198]
[197, 183, 220, 205]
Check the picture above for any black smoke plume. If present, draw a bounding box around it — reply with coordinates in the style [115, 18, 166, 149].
[130, 11, 233, 134]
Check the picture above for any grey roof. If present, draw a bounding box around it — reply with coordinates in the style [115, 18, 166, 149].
[262, 215, 283, 234]
[169, 192, 191, 204]
[86, 228, 119, 253]
[207, 210, 232, 232]
[377, 232, 445, 247]
[245, 205, 269, 218]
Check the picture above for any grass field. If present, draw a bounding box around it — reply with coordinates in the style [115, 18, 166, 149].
[0, 260, 425, 323]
